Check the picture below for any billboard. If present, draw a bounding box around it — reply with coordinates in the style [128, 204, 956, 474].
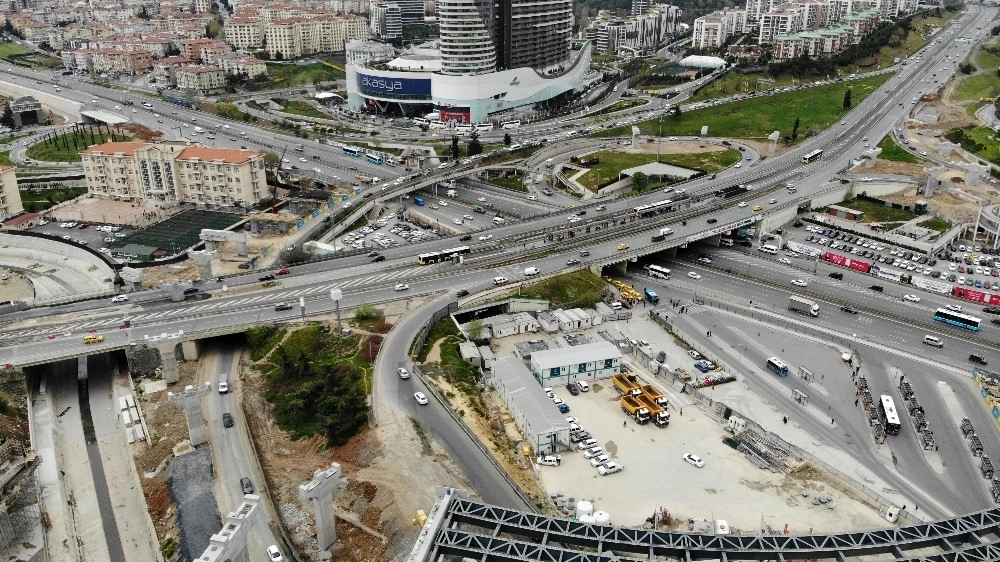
[953, 286, 1000, 305]
[871, 266, 903, 282]
[822, 252, 871, 273]
[357, 73, 432, 97]
[911, 277, 952, 294]
[439, 108, 471, 123]
[786, 241, 820, 257]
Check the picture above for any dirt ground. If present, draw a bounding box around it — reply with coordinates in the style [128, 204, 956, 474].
[48, 198, 183, 229]
[624, 138, 785, 158]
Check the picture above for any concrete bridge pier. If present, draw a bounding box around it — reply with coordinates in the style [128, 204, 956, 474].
[298, 462, 343, 551]
[167, 382, 212, 446]
[156, 341, 181, 383]
[181, 340, 201, 361]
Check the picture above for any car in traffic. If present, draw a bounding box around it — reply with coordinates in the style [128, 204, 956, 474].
[566, 258, 581, 266]
[617, 243, 629, 250]
[276, 268, 290, 275]
[479, 234, 493, 241]
[683, 453, 705, 468]
[841, 305, 859, 314]
[945, 304, 963, 312]
[266, 545, 284, 562]
[459, 234, 472, 241]
[753, 205, 763, 211]
[790, 279, 808, 287]
[903, 294, 921, 302]
[259, 273, 275, 281]
[687, 271, 701, 280]
[111, 295, 128, 303]
[394, 284, 409, 291]
[778, 257, 791, 265]
[456, 289, 470, 297]
[274, 302, 293, 311]
[240, 477, 254, 494]
[183, 287, 199, 294]
[697, 257, 712, 264]
[397, 368, 410, 379]
[223, 412, 234, 428]
[738, 201, 748, 207]
[414, 392, 429, 405]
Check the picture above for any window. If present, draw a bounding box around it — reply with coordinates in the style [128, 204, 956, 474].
[549, 367, 560, 377]
[604, 358, 614, 369]
[578, 363, 587, 373]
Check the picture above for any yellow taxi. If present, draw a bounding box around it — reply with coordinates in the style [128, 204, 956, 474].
[617, 243, 630, 251]
[752, 205, 763, 211]
[83, 334, 105, 344]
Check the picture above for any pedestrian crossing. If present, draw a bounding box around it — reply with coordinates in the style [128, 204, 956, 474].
[0, 266, 427, 341]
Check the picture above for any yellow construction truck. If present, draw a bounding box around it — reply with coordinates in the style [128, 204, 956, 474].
[612, 373, 642, 398]
[620, 395, 650, 424]
[637, 394, 670, 427]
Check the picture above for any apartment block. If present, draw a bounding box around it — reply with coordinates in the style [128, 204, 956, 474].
[91, 48, 153, 75]
[175, 65, 227, 92]
[219, 56, 268, 79]
[152, 56, 197, 85]
[771, 6, 879, 59]
[691, 8, 747, 49]
[263, 14, 368, 59]
[81, 141, 268, 208]
[0, 167, 24, 220]
[223, 17, 264, 50]
[586, 4, 683, 56]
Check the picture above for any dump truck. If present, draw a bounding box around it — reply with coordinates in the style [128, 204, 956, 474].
[612, 373, 642, 398]
[620, 395, 650, 424]
[788, 295, 819, 316]
[641, 384, 669, 408]
[637, 394, 670, 427]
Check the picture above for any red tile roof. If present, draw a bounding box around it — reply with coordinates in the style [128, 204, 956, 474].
[83, 142, 149, 156]
[177, 146, 260, 164]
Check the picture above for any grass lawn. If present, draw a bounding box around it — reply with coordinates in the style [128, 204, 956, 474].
[519, 269, 607, 309]
[963, 126, 1000, 162]
[576, 148, 742, 191]
[876, 137, 919, 163]
[20, 186, 87, 211]
[263, 61, 345, 90]
[26, 131, 132, 162]
[596, 74, 890, 141]
[0, 42, 29, 59]
[591, 99, 649, 116]
[919, 217, 952, 233]
[953, 41, 1000, 103]
[0, 152, 12, 166]
[490, 176, 528, 192]
[278, 100, 331, 119]
[837, 197, 917, 222]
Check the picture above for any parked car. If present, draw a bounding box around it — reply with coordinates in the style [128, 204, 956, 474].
[683, 453, 705, 468]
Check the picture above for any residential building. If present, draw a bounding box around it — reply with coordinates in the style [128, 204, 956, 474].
[219, 56, 268, 79]
[91, 48, 152, 75]
[175, 65, 226, 92]
[0, 167, 24, 220]
[223, 17, 264, 51]
[152, 56, 197, 86]
[345, 39, 397, 64]
[370, 1, 402, 40]
[81, 141, 268, 208]
[586, 4, 683, 56]
[223, 8, 368, 57]
[691, 8, 747, 49]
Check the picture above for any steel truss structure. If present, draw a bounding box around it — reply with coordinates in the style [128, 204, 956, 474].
[424, 498, 1000, 561]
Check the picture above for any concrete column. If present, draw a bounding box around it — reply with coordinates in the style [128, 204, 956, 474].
[167, 382, 212, 446]
[180, 340, 200, 361]
[197, 495, 262, 562]
[157, 342, 180, 383]
[298, 462, 342, 551]
[189, 250, 217, 281]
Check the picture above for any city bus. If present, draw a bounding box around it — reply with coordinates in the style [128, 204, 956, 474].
[474, 123, 494, 133]
[456, 124, 473, 135]
[632, 199, 674, 217]
[802, 149, 823, 164]
[417, 245, 471, 265]
[413, 117, 430, 126]
[766, 357, 789, 377]
[878, 395, 901, 435]
[643, 288, 660, 305]
[500, 119, 521, 129]
[933, 308, 981, 331]
[643, 264, 671, 280]
[366, 153, 383, 165]
[343, 146, 362, 157]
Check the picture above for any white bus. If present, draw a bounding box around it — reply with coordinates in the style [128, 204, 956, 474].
[474, 123, 494, 132]
[643, 264, 671, 280]
[413, 117, 430, 126]
[879, 395, 901, 435]
[501, 119, 521, 129]
[429, 120, 447, 130]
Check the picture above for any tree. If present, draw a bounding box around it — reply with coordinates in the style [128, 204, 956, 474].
[354, 302, 377, 321]
[843, 88, 852, 110]
[262, 151, 280, 168]
[631, 171, 649, 193]
[0, 106, 13, 129]
[467, 131, 483, 156]
[503, 132, 512, 146]
[792, 117, 800, 141]
[450, 135, 460, 160]
[467, 318, 485, 341]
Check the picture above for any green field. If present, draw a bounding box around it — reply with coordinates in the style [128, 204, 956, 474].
[490, 176, 528, 192]
[518, 269, 606, 309]
[0, 42, 29, 59]
[277, 99, 331, 119]
[960, 126, 1000, 162]
[836, 197, 918, 222]
[262, 60, 345, 90]
[876, 137, 919, 163]
[590, 99, 649, 116]
[575, 148, 741, 191]
[19, 186, 87, 212]
[919, 217, 952, 233]
[596, 74, 890, 141]
[953, 41, 1000, 102]
[26, 130, 132, 162]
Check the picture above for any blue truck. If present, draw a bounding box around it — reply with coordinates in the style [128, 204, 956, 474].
[414, 197, 425, 206]
[644, 288, 659, 305]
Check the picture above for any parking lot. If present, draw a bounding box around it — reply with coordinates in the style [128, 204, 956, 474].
[336, 214, 440, 251]
[32, 220, 133, 254]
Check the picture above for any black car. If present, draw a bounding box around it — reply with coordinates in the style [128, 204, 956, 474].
[577, 210, 587, 216]
[580, 251, 591, 257]
[993, 318, 1000, 326]
[240, 477, 254, 494]
[223, 412, 234, 428]
[984, 307, 1000, 315]
[970, 354, 988, 365]
[868, 285, 883, 292]
[372, 255, 386, 262]
[706, 218, 718, 224]
[274, 302, 293, 311]
[459, 234, 472, 241]
[566, 383, 580, 396]
[829, 272, 844, 280]
[656, 351, 666, 363]
[567, 258, 581, 266]
[456, 289, 470, 298]
[841, 305, 859, 314]
[259, 273, 275, 281]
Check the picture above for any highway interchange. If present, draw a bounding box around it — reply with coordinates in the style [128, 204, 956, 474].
[2, 4, 1000, 560]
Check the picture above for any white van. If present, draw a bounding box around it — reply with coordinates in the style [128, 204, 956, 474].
[576, 380, 590, 392]
[524, 267, 540, 276]
[610, 301, 622, 310]
[527, 195, 537, 201]
[923, 335, 943, 347]
[493, 276, 508, 285]
[493, 216, 506, 225]
[758, 244, 778, 255]
[218, 373, 229, 394]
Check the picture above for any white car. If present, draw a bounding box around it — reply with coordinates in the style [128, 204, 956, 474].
[769, 198, 778, 204]
[568, 216, 581, 223]
[945, 304, 962, 312]
[463, 215, 474, 220]
[597, 461, 623, 475]
[734, 162, 742, 168]
[394, 283, 409, 291]
[903, 294, 921, 302]
[397, 368, 410, 379]
[590, 454, 611, 467]
[738, 201, 748, 207]
[537, 455, 562, 467]
[414, 392, 429, 405]
[477, 197, 487, 202]
[110, 295, 128, 303]
[551, 395, 564, 405]
[267, 545, 284, 562]
[790, 279, 808, 287]
[453, 218, 463, 225]
[683, 453, 705, 468]
[299, 157, 307, 162]
[438, 201, 448, 207]
[687, 271, 701, 280]
[479, 235, 493, 241]
[583, 447, 605, 459]
[778, 258, 792, 265]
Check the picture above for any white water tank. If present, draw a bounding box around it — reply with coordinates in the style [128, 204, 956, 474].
[593, 510, 611, 525]
[579, 514, 595, 524]
[576, 500, 593, 517]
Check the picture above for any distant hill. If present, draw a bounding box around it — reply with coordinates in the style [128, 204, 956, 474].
[576, 0, 741, 24]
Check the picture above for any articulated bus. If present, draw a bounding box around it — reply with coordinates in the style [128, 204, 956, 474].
[366, 153, 383, 165]
[933, 308, 981, 331]
[343, 146, 362, 157]
[766, 357, 789, 377]
[879, 395, 901, 435]
[632, 199, 674, 217]
[500, 119, 521, 129]
[802, 149, 823, 164]
[643, 264, 671, 280]
[417, 245, 471, 265]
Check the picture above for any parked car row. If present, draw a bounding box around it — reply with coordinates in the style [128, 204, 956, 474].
[568, 416, 623, 476]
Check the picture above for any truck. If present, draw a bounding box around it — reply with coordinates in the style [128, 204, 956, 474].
[643, 288, 659, 305]
[447, 189, 457, 197]
[788, 295, 819, 316]
[637, 394, 670, 427]
[620, 396, 650, 424]
[612, 373, 642, 398]
[414, 197, 425, 206]
[473, 205, 485, 213]
[641, 384, 669, 408]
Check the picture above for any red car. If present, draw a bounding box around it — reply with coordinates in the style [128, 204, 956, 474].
[619, 299, 633, 310]
[276, 268, 290, 275]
